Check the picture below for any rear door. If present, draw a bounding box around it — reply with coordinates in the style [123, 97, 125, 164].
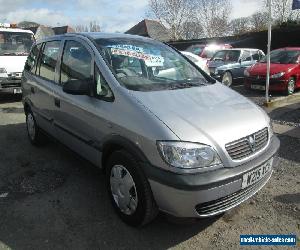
[35, 40, 62, 135]
[236, 50, 253, 78]
[26, 40, 62, 136]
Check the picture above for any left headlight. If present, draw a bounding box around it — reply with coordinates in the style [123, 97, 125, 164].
[270, 72, 285, 79]
[0, 68, 7, 74]
[157, 141, 221, 169]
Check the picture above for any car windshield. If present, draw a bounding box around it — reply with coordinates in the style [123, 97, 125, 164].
[0, 31, 34, 56]
[186, 45, 204, 56]
[94, 38, 210, 91]
[260, 49, 300, 64]
[211, 50, 241, 62]
[202, 48, 218, 59]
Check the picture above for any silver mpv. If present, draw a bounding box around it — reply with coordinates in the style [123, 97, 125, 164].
[22, 33, 280, 226]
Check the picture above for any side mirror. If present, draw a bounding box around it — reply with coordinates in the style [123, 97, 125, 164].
[63, 79, 90, 95]
[238, 58, 242, 64]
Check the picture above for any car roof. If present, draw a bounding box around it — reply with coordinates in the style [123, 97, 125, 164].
[217, 48, 260, 51]
[274, 47, 300, 51]
[36, 32, 156, 44]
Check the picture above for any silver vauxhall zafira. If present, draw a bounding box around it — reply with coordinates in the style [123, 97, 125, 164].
[22, 33, 280, 226]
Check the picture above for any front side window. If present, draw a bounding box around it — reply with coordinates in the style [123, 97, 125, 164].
[38, 41, 60, 81]
[95, 38, 210, 92]
[0, 31, 34, 56]
[60, 40, 92, 85]
[25, 44, 41, 73]
[260, 49, 300, 64]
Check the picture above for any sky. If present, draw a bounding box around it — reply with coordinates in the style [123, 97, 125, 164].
[0, 0, 262, 32]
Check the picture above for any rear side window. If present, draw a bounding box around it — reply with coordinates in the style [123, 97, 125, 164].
[60, 40, 92, 85]
[38, 41, 61, 81]
[252, 51, 260, 61]
[242, 50, 251, 61]
[25, 44, 41, 74]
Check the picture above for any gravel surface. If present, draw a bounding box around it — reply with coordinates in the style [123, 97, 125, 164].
[0, 94, 299, 250]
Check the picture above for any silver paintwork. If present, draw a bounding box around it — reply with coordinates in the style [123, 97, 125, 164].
[22, 33, 277, 218]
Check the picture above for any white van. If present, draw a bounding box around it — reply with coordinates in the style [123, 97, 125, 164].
[0, 23, 34, 95]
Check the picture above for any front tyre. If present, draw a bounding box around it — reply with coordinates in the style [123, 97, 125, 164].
[106, 150, 158, 227]
[222, 71, 233, 87]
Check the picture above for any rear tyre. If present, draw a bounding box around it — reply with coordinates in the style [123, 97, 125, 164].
[105, 150, 158, 227]
[222, 71, 233, 87]
[286, 77, 295, 95]
[26, 109, 45, 146]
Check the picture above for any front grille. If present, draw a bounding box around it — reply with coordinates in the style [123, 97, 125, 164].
[0, 79, 21, 88]
[195, 171, 271, 215]
[225, 128, 268, 160]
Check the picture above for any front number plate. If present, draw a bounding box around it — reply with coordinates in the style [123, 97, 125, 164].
[251, 85, 265, 90]
[241, 158, 273, 189]
[13, 88, 22, 94]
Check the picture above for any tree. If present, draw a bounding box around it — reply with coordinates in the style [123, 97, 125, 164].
[89, 21, 101, 32]
[250, 11, 269, 31]
[75, 21, 101, 33]
[181, 20, 204, 40]
[148, 0, 196, 40]
[265, 0, 300, 24]
[229, 17, 251, 35]
[196, 0, 232, 38]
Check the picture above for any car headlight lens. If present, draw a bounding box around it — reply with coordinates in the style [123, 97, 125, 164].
[157, 141, 221, 169]
[270, 72, 285, 78]
[244, 69, 250, 77]
[0, 68, 7, 74]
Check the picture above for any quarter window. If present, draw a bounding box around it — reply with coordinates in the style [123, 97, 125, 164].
[60, 40, 92, 85]
[25, 44, 41, 74]
[95, 66, 113, 100]
[38, 41, 61, 81]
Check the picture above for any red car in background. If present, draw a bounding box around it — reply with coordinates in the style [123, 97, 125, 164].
[244, 47, 300, 95]
[186, 43, 232, 60]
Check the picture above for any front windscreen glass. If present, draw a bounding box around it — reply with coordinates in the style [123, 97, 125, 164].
[0, 32, 34, 56]
[260, 49, 300, 64]
[95, 38, 210, 91]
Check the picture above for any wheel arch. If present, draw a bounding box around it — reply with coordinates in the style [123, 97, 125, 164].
[101, 135, 149, 173]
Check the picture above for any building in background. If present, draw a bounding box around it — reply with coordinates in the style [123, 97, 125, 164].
[125, 19, 171, 42]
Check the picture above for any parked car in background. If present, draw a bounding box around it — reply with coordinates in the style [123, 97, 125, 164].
[181, 51, 210, 75]
[185, 43, 232, 60]
[0, 23, 35, 95]
[208, 49, 265, 86]
[22, 33, 279, 227]
[244, 47, 300, 95]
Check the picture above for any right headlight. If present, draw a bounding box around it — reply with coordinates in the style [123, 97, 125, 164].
[157, 141, 222, 169]
[244, 69, 250, 77]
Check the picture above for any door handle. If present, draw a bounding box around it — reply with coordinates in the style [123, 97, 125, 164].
[30, 86, 35, 94]
[54, 97, 60, 108]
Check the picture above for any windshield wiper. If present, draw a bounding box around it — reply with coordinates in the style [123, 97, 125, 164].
[168, 82, 206, 90]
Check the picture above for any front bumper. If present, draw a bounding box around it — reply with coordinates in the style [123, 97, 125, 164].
[0, 77, 22, 94]
[244, 77, 287, 91]
[145, 136, 280, 218]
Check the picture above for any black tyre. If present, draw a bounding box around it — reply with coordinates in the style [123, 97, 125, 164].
[105, 150, 158, 227]
[286, 77, 295, 95]
[25, 109, 45, 146]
